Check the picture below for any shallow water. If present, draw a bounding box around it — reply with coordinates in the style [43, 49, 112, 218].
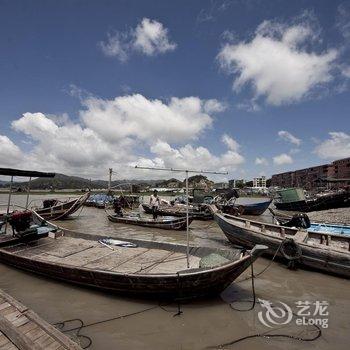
[0, 194, 349, 350]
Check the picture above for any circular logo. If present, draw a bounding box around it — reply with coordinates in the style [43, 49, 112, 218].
[258, 298, 293, 328]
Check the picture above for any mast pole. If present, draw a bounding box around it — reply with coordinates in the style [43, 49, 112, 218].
[134, 165, 228, 268]
[25, 177, 32, 209]
[185, 170, 189, 268]
[108, 168, 112, 193]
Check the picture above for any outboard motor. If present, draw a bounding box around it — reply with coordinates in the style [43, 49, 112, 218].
[283, 213, 311, 229]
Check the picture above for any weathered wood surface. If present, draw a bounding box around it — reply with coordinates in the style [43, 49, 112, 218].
[0, 230, 264, 299]
[0, 289, 82, 350]
[214, 212, 350, 278]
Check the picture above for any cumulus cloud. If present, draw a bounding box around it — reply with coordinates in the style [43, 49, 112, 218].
[136, 136, 244, 174]
[273, 153, 293, 165]
[133, 18, 177, 55]
[278, 130, 301, 146]
[3, 93, 234, 179]
[217, 15, 338, 106]
[99, 18, 176, 61]
[255, 157, 268, 166]
[314, 132, 350, 159]
[0, 135, 23, 166]
[80, 94, 216, 143]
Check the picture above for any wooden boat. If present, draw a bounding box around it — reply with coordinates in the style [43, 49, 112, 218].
[84, 193, 114, 208]
[32, 192, 90, 220]
[142, 203, 213, 221]
[219, 199, 272, 216]
[106, 210, 193, 230]
[213, 207, 350, 278]
[274, 189, 350, 212]
[0, 213, 266, 299]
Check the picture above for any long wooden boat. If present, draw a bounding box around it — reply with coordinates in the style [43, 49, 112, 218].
[0, 213, 266, 299]
[274, 190, 350, 212]
[142, 203, 213, 221]
[219, 199, 272, 216]
[213, 208, 350, 278]
[106, 210, 193, 230]
[33, 192, 90, 220]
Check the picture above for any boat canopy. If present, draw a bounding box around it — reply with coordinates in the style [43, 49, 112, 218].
[0, 168, 55, 178]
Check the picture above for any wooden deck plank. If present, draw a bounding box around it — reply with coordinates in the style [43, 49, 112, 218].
[0, 289, 82, 350]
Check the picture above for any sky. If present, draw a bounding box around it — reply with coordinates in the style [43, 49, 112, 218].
[0, 0, 349, 182]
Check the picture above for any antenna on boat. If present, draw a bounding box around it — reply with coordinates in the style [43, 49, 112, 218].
[134, 165, 228, 268]
[108, 168, 113, 193]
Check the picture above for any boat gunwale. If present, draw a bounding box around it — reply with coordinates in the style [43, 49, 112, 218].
[215, 212, 350, 255]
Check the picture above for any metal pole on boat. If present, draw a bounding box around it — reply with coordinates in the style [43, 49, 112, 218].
[185, 170, 189, 268]
[25, 177, 32, 209]
[108, 168, 112, 193]
[4, 176, 14, 234]
[134, 165, 228, 268]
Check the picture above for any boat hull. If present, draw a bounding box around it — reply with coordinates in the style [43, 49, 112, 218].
[142, 204, 213, 221]
[274, 192, 350, 212]
[0, 229, 264, 299]
[214, 213, 350, 278]
[107, 213, 192, 230]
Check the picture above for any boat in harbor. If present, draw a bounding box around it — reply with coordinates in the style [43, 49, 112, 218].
[0, 211, 266, 299]
[84, 193, 114, 208]
[212, 206, 350, 278]
[274, 188, 350, 212]
[32, 192, 90, 220]
[218, 199, 272, 216]
[142, 203, 213, 221]
[106, 209, 193, 230]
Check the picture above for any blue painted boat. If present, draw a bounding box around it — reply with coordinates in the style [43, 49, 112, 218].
[308, 223, 350, 236]
[221, 199, 272, 216]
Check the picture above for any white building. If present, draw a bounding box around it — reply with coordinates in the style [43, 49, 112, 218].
[253, 176, 267, 188]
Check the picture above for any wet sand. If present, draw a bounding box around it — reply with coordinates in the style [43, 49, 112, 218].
[0, 194, 349, 349]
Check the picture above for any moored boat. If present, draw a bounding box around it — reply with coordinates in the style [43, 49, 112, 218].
[106, 210, 193, 230]
[32, 192, 90, 220]
[213, 207, 350, 278]
[274, 188, 350, 212]
[0, 212, 266, 299]
[219, 199, 272, 216]
[142, 203, 213, 221]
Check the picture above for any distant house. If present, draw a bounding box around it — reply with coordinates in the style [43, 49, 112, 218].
[253, 176, 267, 188]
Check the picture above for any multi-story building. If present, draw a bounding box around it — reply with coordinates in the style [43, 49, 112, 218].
[271, 157, 350, 189]
[253, 176, 267, 188]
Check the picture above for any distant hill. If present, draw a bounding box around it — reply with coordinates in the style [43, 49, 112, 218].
[0, 173, 159, 190]
[156, 178, 183, 188]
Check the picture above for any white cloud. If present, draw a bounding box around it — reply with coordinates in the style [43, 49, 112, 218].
[314, 132, 350, 159]
[255, 157, 268, 166]
[273, 153, 293, 165]
[99, 18, 176, 61]
[137, 136, 244, 175]
[221, 134, 239, 152]
[80, 94, 217, 143]
[3, 93, 234, 179]
[203, 99, 227, 113]
[218, 16, 338, 106]
[278, 130, 301, 146]
[99, 32, 129, 62]
[336, 3, 350, 39]
[133, 18, 176, 56]
[0, 135, 23, 166]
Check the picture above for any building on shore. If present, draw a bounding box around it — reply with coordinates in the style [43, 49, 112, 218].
[271, 157, 350, 189]
[229, 179, 246, 188]
[253, 176, 267, 188]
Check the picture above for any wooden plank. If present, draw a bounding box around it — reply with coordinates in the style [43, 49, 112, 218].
[0, 314, 42, 350]
[0, 302, 12, 312]
[2, 342, 19, 350]
[0, 291, 28, 313]
[17, 321, 38, 335]
[24, 310, 82, 350]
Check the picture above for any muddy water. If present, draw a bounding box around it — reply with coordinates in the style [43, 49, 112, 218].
[0, 194, 349, 350]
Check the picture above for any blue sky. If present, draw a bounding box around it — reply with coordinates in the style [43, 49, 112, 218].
[0, 0, 349, 181]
